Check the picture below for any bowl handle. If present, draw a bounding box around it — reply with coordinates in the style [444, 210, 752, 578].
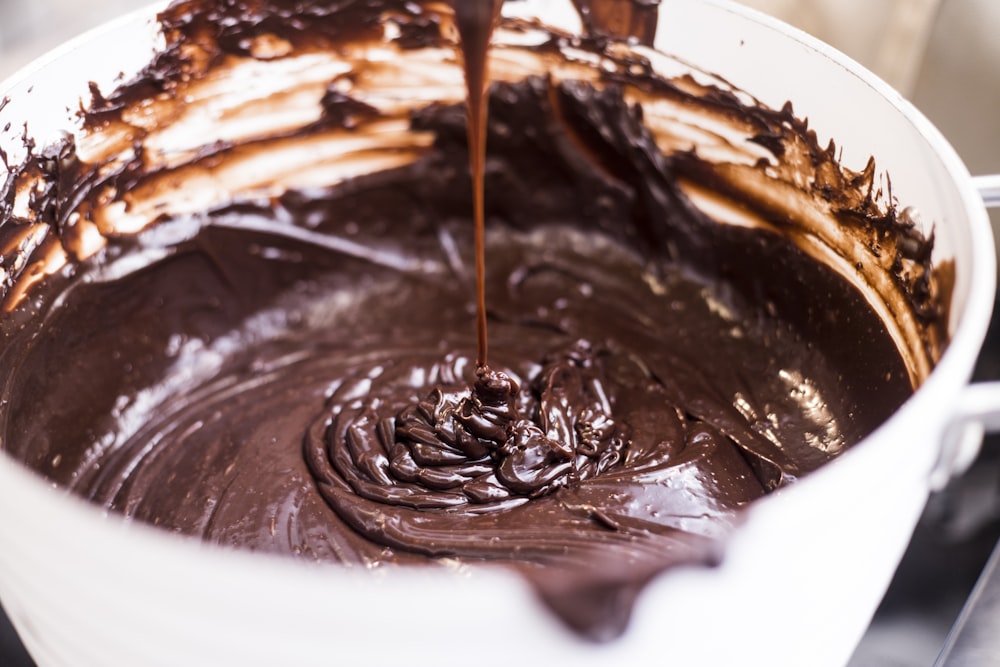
[929, 175, 1000, 490]
[973, 174, 1000, 208]
[932, 383, 1000, 490]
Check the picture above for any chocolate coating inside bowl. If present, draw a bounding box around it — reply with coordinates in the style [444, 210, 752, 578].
[0, 0, 946, 640]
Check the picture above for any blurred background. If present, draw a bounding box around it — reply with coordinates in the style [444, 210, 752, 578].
[1, 1, 999, 665]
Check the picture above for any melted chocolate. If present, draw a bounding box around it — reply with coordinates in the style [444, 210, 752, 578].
[453, 0, 503, 367]
[571, 0, 660, 46]
[0, 0, 946, 641]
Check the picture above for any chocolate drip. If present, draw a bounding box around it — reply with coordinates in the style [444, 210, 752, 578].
[572, 0, 660, 46]
[453, 0, 503, 369]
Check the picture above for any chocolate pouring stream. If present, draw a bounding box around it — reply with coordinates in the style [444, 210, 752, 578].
[0, 0, 949, 641]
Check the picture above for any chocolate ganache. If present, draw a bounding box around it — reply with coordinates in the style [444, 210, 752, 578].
[0, 0, 947, 640]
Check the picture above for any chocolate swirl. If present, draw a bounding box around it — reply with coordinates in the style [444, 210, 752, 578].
[307, 342, 629, 514]
[301, 332, 756, 573]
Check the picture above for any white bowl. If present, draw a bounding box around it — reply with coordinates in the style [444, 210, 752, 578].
[0, 1, 995, 666]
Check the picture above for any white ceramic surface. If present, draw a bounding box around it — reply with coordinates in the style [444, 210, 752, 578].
[0, 1, 995, 666]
